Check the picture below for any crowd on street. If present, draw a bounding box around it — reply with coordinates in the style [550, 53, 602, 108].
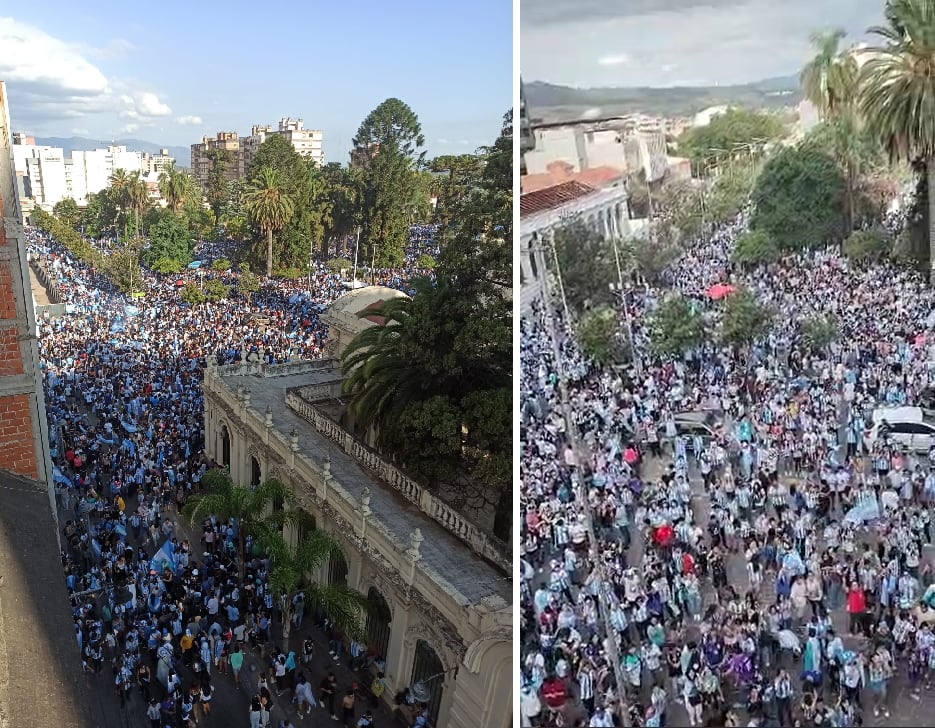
[520, 210, 935, 728]
[29, 225, 438, 727]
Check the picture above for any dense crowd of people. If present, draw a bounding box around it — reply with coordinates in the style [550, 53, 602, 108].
[30, 225, 437, 727]
[520, 209, 935, 728]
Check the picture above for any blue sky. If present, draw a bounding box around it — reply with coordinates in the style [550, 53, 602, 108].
[0, 0, 511, 164]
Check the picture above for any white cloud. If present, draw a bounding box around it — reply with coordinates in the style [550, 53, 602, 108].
[121, 123, 139, 134]
[176, 115, 203, 126]
[0, 18, 172, 131]
[70, 127, 89, 135]
[136, 91, 171, 116]
[597, 53, 631, 66]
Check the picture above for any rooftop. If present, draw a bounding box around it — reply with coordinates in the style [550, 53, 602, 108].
[215, 368, 510, 604]
[520, 180, 598, 218]
[521, 163, 624, 195]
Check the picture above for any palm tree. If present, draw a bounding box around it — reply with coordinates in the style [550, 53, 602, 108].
[340, 294, 423, 435]
[245, 167, 295, 277]
[109, 168, 130, 240]
[262, 528, 367, 651]
[182, 469, 305, 581]
[801, 30, 862, 232]
[127, 171, 150, 240]
[158, 164, 196, 212]
[858, 0, 935, 282]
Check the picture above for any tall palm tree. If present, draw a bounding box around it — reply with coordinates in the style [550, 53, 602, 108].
[340, 294, 423, 435]
[245, 167, 294, 276]
[109, 168, 130, 240]
[158, 163, 196, 213]
[800, 29, 858, 119]
[262, 528, 367, 651]
[182, 469, 306, 581]
[127, 171, 150, 240]
[858, 0, 935, 282]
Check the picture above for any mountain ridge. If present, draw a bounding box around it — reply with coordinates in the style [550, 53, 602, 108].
[524, 75, 803, 120]
[32, 136, 190, 168]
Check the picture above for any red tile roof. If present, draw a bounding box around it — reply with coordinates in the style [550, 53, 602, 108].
[520, 180, 598, 218]
[357, 299, 388, 325]
[522, 164, 625, 194]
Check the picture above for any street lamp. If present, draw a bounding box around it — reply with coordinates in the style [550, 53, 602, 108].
[351, 226, 361, 288]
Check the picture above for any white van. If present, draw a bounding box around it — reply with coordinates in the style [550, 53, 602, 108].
[869, 406, 935, 452]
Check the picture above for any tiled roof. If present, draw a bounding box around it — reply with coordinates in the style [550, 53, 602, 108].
[520, 180, 598, 218]
[521, 164, 624, 194]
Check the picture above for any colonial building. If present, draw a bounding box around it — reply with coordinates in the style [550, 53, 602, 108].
[320, 285, 409, 360]
[201, 355, 512, 728]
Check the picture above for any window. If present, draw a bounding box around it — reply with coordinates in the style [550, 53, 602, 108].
[410, 640, 444, 726]
[328, 551, 348, 587]
[251, 456, 261, 488]
[365, 587, 392, 661]
[220, 425, 231, 469]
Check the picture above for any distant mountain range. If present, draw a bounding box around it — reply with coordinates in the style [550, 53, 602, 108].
[33, 137, 190, 168]
[524, 75, 803, 121]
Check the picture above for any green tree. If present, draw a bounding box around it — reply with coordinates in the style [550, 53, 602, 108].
[858, 0, 935, 283]
[183, 469, 306, 581]
[719, 288, 772, 348]
[203, 278, 229, 302]
[212, 258, 232, 271]
[800, 29, 856, 120]
[732, 229, 780, 266]
[263, 528, 366, 650]
[143, 214, 192, 268]
[415, 253, 436, 270]
[577, 306, 627, 366]
[52, 197, 80, 229]
[649, 295, 707, 357]
[158, 163, 198, 213]
[103, 240, 144, 295]
[842, 228, 890, 262]
[326, 257, 353, 273]
[800, 314, 839, 352]
[430, 153, 484, 226]
[204, 148, 233, 218]
[151, 257, 182, 275]
[551, 223, 615, 313]
[749, 145, 846, 250]
[677, 108, 785, 163]
[109, 168, 131, 241]
[178, 282, 205, 306]
[354, 98, 425, 266]
[321, 163, 364, 252]
[245, 167, 295, 277]
[237, 262, 259, 304]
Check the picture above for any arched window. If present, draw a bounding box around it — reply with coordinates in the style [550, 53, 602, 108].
[251, 457, 261, 488]
[220, 425, 231, 469]
[328, 551, 348, 588]
[365, 587, 391, 661]
[410, 639, 444, 726]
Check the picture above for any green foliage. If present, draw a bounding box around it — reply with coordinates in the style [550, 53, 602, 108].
[245, 166, 295, 277]
[202, 278, 229, 302]
[212, 257, 232, 271]
[143, 214, 192, 268]
[151, 257, 182, 274]
[719, 288, 772, 347]
[552, 222, 615, 312]
[620, 235, 681, 285]
[101, 241, 144, 295]
[677, 108, 784, 163]
[31, 208, 104, 268]
[52, 197, 80, 229]
[649, 295, 707, 357]
[577, 306, 627, 366]
[204, 148, 233, 217]
[354, 98, 427, 267]
[842, 228, 890, 262]
[178, 282, 205, 306]
[801, 314, 839, 352]
[237, 262, 259, 303]
[339, 114, 512, 539]
[705, 162, 760, 225]
[430, 154, 484, 226]
[326, 257, 353, 273]
[273, 267, 302, 280]
[732, 229, 780, 265]
[750, 145, 846, 250]
[415, 253, 436, 270]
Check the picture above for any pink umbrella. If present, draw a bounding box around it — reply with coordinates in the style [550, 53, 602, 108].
[706, 283, 737, 300]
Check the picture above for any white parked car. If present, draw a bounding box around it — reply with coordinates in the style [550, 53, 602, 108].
[869, 406, 935, 452]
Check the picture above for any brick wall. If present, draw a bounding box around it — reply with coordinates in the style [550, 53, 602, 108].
[0, 93, 40, 480]
[0, 394, 37, 478]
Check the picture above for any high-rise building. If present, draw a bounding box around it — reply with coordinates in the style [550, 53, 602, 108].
[190, 132, 242, 189]
[142, 148, 175, 176]
[274, 118, 323, 167]
[240, 124, 274, 177]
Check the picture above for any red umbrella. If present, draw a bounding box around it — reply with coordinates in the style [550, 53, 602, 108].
[706, 283, 736, 300]
[175, 279, 185, 287]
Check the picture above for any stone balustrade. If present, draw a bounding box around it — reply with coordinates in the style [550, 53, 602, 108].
[284, 390, 510, 572]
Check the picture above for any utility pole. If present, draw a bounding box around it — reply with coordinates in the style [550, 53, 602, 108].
[534, 231, 630, 727]
[351, 227, 360, 287]
[610, 236, 642, 379]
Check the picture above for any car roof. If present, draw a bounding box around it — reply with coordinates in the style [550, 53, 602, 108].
[872, 406, 924, 424]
